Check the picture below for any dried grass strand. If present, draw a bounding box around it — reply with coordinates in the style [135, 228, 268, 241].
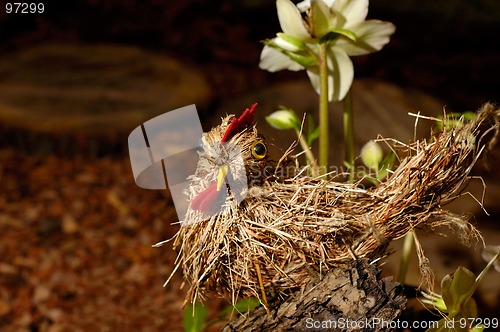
[164, 103, 499, 305]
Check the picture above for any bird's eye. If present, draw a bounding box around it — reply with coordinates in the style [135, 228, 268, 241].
[251, 141, 267, 160]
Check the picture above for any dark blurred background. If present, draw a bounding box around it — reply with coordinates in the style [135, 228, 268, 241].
[0, 0, 499, 330]
[1, 0, 498, 111]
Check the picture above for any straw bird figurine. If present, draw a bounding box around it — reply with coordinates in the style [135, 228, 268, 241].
[163, 103, 499, 306]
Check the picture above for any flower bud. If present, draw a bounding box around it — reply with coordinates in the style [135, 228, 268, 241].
[266, 109, 300, 130]
[361, 140, 383, 170]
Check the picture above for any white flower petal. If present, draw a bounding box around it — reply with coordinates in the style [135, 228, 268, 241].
[306, 67, 321, 95]
[311, 0, 332, 37]
[277, 0, 311, 40]
[296, 0, 311, 12]
[331, 0, 368, 26]
[298, 0, 336, 12]
[338, 20, 395, 56]
[327, 47, 354, 101]
[259, 45, 305, 72]
[306, 48, 353, 101]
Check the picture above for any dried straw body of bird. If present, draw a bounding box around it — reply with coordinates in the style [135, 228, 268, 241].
[168, 103, 499, 305]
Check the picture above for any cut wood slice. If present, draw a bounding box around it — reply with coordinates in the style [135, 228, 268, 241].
[0, 43, 211, 151]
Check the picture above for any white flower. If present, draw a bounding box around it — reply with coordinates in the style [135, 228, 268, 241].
[259, 0, 395, 101]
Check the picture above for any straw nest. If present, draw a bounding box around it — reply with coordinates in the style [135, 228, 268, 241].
[164, 103, 499, 305]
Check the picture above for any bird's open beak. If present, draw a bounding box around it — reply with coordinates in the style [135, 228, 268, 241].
[216, 164, 229, 191]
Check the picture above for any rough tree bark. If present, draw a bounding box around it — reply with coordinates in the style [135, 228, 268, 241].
[222, 259, 406, 332]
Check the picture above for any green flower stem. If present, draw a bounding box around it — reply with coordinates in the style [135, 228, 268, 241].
[295, 129, 318, 177]
[318, 42, 329, 176]
[342, 88, 355, 182]
[398, 231, 414, 284]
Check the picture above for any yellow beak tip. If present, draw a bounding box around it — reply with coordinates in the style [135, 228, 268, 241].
[216, 164, 229, 191]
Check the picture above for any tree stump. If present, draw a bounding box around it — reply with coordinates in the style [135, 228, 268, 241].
[0, 44, 211, 156]
[223, 259, 406, 332]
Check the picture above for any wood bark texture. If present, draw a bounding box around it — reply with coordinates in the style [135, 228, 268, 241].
[223, 259, 406, 332]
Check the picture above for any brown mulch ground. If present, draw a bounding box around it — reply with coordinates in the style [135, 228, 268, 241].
[0, 150, 195, 331]
[1, 148, 498, 331]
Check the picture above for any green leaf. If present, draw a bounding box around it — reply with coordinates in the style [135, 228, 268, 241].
[308, 127, 320, 146]
[459, 297, 478, 319]
[330, 28, 357, 42]
[284, 50, 318, 67]
[305, 114, 319, 146]
[222, 297, 261, 316]
[437, 111, 477, 131]
[276, 32, 306, 51]
[471, 324, 485, 332]
[441, 267, 476, 314]
[262, 39, 318, 67]
[263, 39, 317, 67]
[425, 253, 499, 332]
[380, 150, 396, 168]
[262, 38, 274, 47]
[476, 250, 500, 284]
[307, 113, 315, 136]
[319, 29, 357, 44]
[377, 151, 396, 180]
[183, 303, 207, 332]
[343, 160, 354, 170]
[463, 111, 476, 121]
[235, 297, 261, 312]
[319, 31, 339, 43]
